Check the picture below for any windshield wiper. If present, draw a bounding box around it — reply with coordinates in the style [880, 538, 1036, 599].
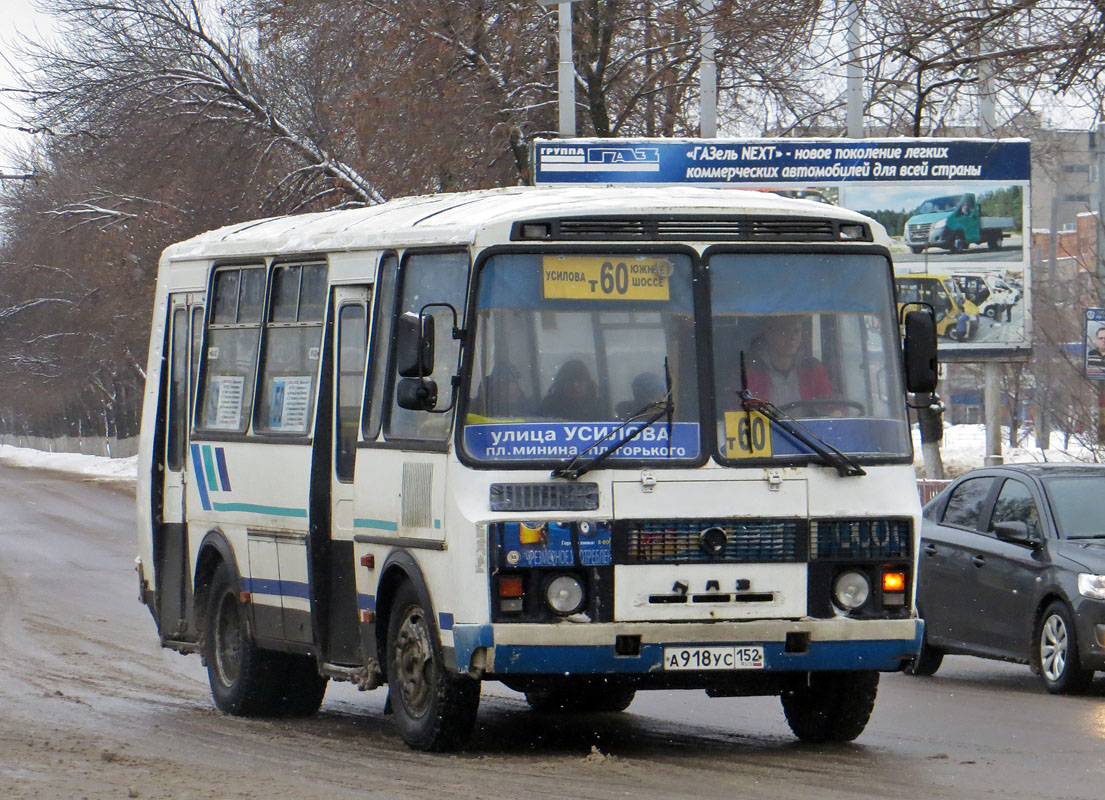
[738, 352, 865, 478]
[551, 359, 675, 481]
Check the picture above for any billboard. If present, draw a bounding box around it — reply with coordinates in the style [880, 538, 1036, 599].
[1086, 308, 1105, 381]
[533, 137, 1032, 359]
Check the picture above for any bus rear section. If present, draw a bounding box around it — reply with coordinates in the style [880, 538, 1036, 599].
[135, 186, 936, 752]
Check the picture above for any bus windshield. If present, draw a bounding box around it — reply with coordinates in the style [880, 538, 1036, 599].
[709, 252, 910, 463]
[463, 251, 701, 465]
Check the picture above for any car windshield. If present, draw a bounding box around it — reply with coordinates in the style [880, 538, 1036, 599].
[1043, 476, 1105, 538]
[462, 252, 700, 465]
[708, 252, 910, 463]
[915, 196, 962, 214]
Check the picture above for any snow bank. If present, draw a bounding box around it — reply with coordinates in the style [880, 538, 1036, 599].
[0, 444, 137, 485]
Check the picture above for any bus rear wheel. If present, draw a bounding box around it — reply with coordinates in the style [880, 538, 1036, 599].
[205, 561, 287, 716]
[386, 582, 480, 751]
[781, 670, 879, 743]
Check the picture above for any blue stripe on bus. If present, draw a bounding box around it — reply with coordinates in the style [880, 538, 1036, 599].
[357, 594, 377, 612]
[242, 577, 311, 600]
[354, 518, 399, 532]
[215, 447, 232, 492]
[190, 443, 211, 510]
[210, 502, 308, 517]
[438, 612, 454, 631]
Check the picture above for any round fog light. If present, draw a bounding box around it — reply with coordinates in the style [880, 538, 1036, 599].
[545, 575, 585, 615]
[833, 570, 871, 610]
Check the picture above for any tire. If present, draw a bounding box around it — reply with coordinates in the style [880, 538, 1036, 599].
[525, 679, 636, 713]
[904, 625, 944, 677]
[909, 246, 924, 255]
[983, 306, 997, 319]
[1036, 602, 1094, 695]
[271, 653, 328, 717]
[986, 233, 1002, 250]
[949, 232, 967, 254]
[386, 582, 480, 751]
[781, 671, 879, 743]
[204, 561, 286, 716]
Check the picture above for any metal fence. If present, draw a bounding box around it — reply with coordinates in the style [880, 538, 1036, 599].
[916, 479, 952, 505]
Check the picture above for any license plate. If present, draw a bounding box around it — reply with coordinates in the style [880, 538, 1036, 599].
[662, 645, 765, 670]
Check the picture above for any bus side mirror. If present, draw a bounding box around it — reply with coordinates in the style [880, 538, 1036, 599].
[903, 309, 938, 393]
[397, 377, 439, 411]
[396, 311, 435, 378]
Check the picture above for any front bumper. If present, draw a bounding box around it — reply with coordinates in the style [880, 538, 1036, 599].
[450, 617, 922, 678]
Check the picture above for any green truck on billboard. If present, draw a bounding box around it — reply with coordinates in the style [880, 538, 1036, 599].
[903, 193, 1014, 254]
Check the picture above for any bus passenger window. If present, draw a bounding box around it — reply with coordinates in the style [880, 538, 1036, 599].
[198, 266, 265, 432]
[255, 262, 328, 435]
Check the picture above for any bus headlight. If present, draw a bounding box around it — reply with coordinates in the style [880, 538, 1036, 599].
[833, 570, 871, 610]
[545, 574, 586, 615]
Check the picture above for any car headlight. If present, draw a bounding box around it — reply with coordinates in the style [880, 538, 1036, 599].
[545, 574, 586, 615]
[931, 219, 946, 236]
[1078, 573, 1105, 600]
[833, 570, 871, 610]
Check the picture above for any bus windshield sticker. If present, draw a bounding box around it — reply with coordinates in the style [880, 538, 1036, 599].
[723, 411, 773, 458]
[464, 420, 698, 461]
[269, 376, 312, 431]
[206, 375, 245, 429]
[542, 255, 673, 301]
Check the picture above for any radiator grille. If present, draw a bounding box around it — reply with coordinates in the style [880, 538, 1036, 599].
[810, 518, 912, 560]
[617, 518, 805, 564]
[906, 222, 931, 243]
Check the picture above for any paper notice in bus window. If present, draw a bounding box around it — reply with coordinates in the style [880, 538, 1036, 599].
[723, 411, 772, 458]
[542, 255, 672, 301]
[269, 376, 312, 431]
[206, 375, 245, 430]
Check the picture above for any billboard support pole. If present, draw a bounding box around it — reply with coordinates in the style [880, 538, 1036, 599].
[1095, 125, 1105, 445]
[979, 55, 1004, 465]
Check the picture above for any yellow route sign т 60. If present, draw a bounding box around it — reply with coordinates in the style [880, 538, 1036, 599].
[542, 255, 673, 301]
[724, 410, 773, 458]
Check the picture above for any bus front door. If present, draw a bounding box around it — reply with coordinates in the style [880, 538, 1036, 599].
[316, 285, 371, 664]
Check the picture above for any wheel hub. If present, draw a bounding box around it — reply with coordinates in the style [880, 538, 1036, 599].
[394, 609, 435, 716]
[1040, 613, 1068, 682]
[214, 593, 243, 687]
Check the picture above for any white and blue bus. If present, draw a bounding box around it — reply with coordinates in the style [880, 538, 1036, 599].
[136, 185, 937, 751]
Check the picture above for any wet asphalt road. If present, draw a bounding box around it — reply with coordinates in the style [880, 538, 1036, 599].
[1, 463, 1102, 800]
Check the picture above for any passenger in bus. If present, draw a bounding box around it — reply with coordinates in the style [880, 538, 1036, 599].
[540, 359, 604, 420]
[745, 316, 836, 410]
[473, 361, 533, 418]
[616, 371, 665, 418]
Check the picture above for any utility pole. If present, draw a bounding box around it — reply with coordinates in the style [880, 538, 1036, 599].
[699, 0, 717, 138]
[846, 1, 863, 139]
[537, 0, 585, 138]
[1095, 124, 1105, 445]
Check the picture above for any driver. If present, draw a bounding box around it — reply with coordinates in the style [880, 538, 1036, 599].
[745, 315, 835, 409]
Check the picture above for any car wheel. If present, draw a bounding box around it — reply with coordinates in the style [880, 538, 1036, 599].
[780, 670, 879, 743]
[1036, 602, 1094, 695]
[386, 582, 480, 751]
[983, 306, 997, 319]
[525, 679, 636, 713]
[204, 561, 283, 716]
[904, 626, 944, 677]
[909, 246, 924, 254]
[949, 232, 967, 254]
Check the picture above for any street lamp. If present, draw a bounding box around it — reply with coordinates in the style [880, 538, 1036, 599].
[536, 0, 585, 138]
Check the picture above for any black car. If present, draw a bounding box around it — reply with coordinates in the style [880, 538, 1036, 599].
[912, 463, 1105, 693]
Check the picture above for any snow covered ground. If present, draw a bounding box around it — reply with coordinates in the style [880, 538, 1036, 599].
[1, 423, 1099, 486]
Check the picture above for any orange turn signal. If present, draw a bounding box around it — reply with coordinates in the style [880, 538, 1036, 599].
[882, 571, 906, 592]
[499, 576, 524, 598]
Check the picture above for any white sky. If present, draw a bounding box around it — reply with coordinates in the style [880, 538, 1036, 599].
[0, 0, 53, 167]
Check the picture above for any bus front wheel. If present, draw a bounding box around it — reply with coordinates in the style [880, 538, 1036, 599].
[780, 670, 879, 743]
[386, 582, 480, 751]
